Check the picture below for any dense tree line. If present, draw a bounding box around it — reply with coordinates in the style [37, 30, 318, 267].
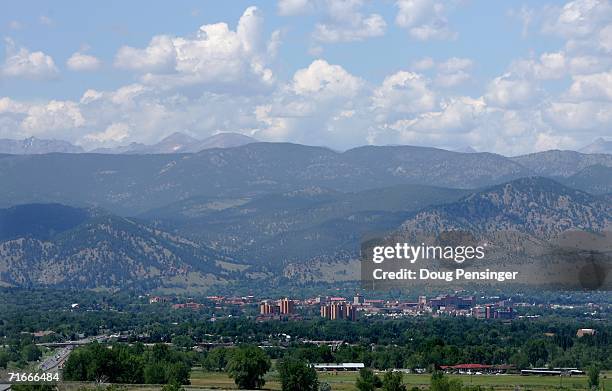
[0, 333, 42, 369]
[62, 343, 191, 385]
[192, 317, 610, 370]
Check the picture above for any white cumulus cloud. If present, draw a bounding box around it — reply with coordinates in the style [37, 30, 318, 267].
[67, 52, 102, 71]
[395, 0, 457, 40]
[1, 39, 59, 80]
[312, 0, 386, 43]
[114, 7, 275, 91]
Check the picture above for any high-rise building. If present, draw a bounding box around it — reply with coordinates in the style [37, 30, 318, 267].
[320, 302, 357, 321]
[345, 304, 357, 321]
[353, 294, 364, 305]
[280, 298, 294, 314]
[260, 300, 279, 315]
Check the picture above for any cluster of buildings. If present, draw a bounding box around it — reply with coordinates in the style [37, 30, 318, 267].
[313, 294, 515, 320]
[472, 304, 514, 320]
[151, 292, 516, 321]
[258, 298, 301, 321]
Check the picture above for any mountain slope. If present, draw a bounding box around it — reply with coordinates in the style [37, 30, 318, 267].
[141, 184, 471, 266]
[559, 165, 612, 195]
[0, 205, 238, 289]
[0, 203, 90, 241]
[400, 177, 611, 237]
[189, 132, 256, 152]
[511, 150, 612, 177]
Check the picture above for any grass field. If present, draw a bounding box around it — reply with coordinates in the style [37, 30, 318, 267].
[188, 368, 612, 390]
[53, 369, 612, 391]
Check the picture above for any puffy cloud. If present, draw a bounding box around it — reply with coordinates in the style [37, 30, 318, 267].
[567, 70, 612, 100]
[84, 123, 130, 143]
[387, 96, 485, 135]
[511, 51, 568, 80]
[292, 59, 363, 97]
[0, 97, 28, 114]
[545, 100, 612, 130]
[434, 57, 472, 87]
[312, 0, 386, 43]
[395, 0, 457, 40]
[542, 0, 612, 38]
[278, 0, 313, 15]
[114, 35, 176, 72]
[114, 7, 275, 90]
[1, 39, 59, 80]
[21, 101, 85, 134]
[253, 60, 368, 146]
[66, 52, 102, 71]
[485, 75, 538, 108]
[372, 71, 436, 118]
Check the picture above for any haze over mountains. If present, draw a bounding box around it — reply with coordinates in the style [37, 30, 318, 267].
[0, 138, 610, 291]
[0, 132, 256, 155]
[0, 134, 609, 156]
[0, 137, 85, 154]
[580, 138, 612, 155]
[91, 132, 257, 154]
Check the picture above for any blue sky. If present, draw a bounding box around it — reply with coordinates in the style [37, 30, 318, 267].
[0, 0, 610, 155]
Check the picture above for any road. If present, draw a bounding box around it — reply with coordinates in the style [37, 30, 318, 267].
[37, 335, 107, 372]
[38, 346, 72, 372]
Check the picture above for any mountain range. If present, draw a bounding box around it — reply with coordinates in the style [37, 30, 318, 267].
[0, 132, 256, 155]
[91, 132, 256, 154]
[0, 142, 610, 215]
[1, 175, 610, 290]
[0, 139, 610, 291]
[0, 137, 85, 154]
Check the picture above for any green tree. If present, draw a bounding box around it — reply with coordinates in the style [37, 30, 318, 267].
[430, 371, 463, 391]
[0, 350, 9, 369]
[356, 368, 382, 391]
[161, 382, 184, 391]
[588, 364, 600, 389]
[22, 344, 42, 362]
[203, 347, 229, 371]
[165, 361, 191, 385]
[144, 362, 167, 384]
[277, 358, 319, 391]
[171, 335, 194, 350]
[319, 382, 332, 391]
[382, 371, 406, 391]
[226, 346, 271, 389]
[525, 339, 548, 367]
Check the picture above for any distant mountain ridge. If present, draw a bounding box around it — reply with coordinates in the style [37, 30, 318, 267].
[0, 137, 84, 154]
[0, 133, 257, 155]
[511, 150, 612, 177]
[0, 143, 532, 214]
[91, 132, 257, 154]
[580, 138, 612, 154]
